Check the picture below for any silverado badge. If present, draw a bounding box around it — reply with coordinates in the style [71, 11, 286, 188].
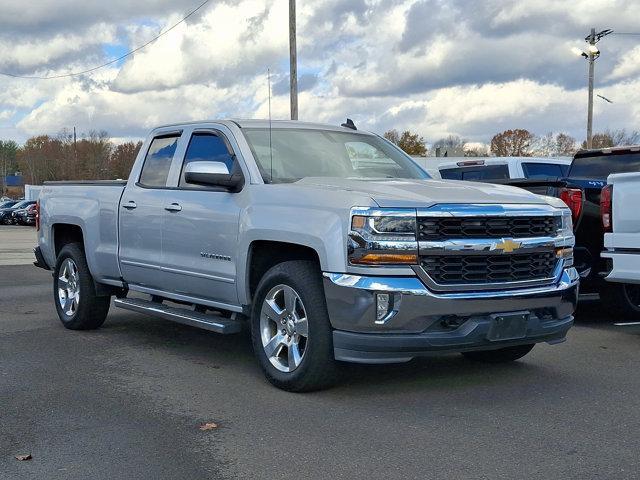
[492, 239, 522, 254]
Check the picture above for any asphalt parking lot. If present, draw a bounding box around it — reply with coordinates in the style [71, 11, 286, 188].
[2, 226, 640, 479]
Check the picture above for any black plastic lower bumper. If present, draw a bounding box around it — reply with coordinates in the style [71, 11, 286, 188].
[333, 315, 574, 364]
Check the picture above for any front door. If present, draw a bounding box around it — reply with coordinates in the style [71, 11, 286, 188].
[119, 134, 180, 290]
[160, 129, 243, 306]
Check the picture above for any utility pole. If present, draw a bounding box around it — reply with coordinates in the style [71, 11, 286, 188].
[586, 28, 595, 149]
[289, 0, 298, 120]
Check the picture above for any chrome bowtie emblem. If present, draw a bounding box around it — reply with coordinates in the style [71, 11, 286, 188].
[492, 239, 521, 253]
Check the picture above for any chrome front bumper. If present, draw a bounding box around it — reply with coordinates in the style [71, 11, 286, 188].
[323, 268, 579, 363]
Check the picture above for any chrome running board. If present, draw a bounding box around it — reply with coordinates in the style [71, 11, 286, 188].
[114, 297, 242, 334]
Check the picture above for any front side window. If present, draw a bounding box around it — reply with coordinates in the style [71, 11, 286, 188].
[139, 135, 180, 187]
[179, 132, 235, 187]
[243, 128, 428, 183]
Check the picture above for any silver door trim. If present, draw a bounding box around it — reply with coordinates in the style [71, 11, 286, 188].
[162, 266, 235, 284]
[121, 260, 235, 284]
[120, 259, 163, 271]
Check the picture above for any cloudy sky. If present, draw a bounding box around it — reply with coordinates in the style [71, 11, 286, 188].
[1, 0, 639, 145]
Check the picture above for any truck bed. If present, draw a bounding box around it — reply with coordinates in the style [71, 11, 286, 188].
[39, 181, 127, 286]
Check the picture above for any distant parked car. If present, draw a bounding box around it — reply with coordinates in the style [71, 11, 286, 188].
[0, 200, 35, 225]
[0, 200, 18, 209]
[14, 203, 38, 226]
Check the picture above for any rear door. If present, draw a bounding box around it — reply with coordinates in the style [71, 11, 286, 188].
[159, 126, 244, 306]
[118, 133, 181, 290]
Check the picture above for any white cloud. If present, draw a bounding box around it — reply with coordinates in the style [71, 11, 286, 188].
[608, 45, 640, 81]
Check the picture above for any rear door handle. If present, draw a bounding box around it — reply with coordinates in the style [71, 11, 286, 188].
[122, 201, 137, 210]
[165, 203, 182, 212]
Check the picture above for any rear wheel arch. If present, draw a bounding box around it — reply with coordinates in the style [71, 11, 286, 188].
[51, 223, 113, 297]
[52, 223, 85, 257]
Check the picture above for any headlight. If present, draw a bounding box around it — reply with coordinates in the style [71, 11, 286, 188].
[556, 209, 574, 268]
[559, 209, 573, 237]
[348, 208, 418, 265]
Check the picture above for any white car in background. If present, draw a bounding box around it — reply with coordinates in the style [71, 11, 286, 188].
[411, 156, 571, 181]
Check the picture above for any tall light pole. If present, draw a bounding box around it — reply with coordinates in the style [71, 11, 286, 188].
[586, 28, 595, 149]
[289, 0, 298, 120]
[574, 28, 612, 148]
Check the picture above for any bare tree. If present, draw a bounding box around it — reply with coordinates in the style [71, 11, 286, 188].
[464, 144, 490, 157]
[581, 129, 640, 149]
[433, 135, 466, 156]
[383, 129, 400, 145]
[555, 133, 577, 156]
[609, 128, 640, 146]
[534, 132, 555, 157]
[534, 132, 577, 157]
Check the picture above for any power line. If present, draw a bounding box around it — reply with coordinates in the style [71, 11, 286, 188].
[0, 0, 210, 80]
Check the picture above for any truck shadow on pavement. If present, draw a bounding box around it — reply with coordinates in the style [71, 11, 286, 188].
[98, 307, 566, 396]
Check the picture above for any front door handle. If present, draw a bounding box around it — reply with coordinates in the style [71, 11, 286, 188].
[165, 203, 182, 212]
[122, 201, 137, 210]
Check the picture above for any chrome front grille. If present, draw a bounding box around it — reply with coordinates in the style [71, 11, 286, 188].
[417, 216, 560, 241]
[420, 251, 557, 286]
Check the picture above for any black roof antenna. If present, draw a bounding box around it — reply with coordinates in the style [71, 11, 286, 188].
[341, 118, 357, 130]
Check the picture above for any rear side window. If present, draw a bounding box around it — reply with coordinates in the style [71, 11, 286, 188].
[440, 165, 509, 181]
[522, 162, 568, 178]
[179, 132, 234, 187]
[139, 135, 180, 187]
[569, 153, 640, 179]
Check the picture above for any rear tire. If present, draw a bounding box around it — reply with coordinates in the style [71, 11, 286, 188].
[251, 260, 338, 392]
[53, 243, 110, 330]
[600, 283, 640, 320]
[462, 344, 535, 363]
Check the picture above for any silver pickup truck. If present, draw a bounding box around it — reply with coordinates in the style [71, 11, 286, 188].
[35, 119, 578, 391]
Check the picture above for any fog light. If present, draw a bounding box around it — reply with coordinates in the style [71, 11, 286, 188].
[376, 293, 391, 323]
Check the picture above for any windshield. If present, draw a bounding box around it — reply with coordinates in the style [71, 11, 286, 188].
[243, 128, 429, 183]
[569, 152, 640, 179]
[0, 201, 17, 209]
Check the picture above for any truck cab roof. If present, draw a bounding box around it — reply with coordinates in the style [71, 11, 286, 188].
[154, 119, 371, 135]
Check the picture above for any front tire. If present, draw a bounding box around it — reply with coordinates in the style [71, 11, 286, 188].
[53, 243, 110, 330]
[462, 344, 535, 363]
[251, 260, 338, 392]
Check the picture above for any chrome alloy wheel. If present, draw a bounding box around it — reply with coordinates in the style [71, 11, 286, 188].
[58, 258, 80, 317]
[260, 284, 309, 373]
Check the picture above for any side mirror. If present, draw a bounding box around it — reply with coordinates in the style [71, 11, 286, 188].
[184, 161, 244, 192]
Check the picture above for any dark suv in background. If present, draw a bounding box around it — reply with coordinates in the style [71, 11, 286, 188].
[0, 200, 35, 225]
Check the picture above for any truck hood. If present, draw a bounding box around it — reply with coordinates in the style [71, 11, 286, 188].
[295, 177, 550, 208]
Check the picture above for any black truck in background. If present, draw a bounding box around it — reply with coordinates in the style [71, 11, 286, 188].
[448, 146, 640, 316]
[565, 146, 640, 316]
